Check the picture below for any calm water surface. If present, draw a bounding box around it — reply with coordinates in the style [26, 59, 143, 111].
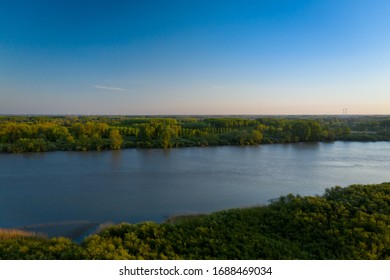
[1, 142, 390, 230]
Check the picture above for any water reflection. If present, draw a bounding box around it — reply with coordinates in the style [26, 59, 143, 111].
[110, 150, 123, 168]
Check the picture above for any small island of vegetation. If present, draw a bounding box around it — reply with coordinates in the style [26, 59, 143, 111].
[1, 183, 389, 260]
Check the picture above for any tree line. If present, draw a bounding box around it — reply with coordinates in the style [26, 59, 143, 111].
[1, 115, 390, 153]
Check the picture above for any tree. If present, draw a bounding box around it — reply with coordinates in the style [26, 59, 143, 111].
[159, 128, 172, 149]
[292, 121, 311, 142]
[109, 129, 123, 150]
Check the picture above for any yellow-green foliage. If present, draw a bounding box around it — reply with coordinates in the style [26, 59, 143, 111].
[2, 115, 376, 152]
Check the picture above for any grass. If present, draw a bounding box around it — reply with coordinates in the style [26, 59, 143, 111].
[0, 228, 43, 239]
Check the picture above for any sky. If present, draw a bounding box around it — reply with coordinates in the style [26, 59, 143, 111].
[1, 0, 390, 115]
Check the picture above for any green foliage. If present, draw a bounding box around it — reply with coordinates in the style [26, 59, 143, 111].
[1, 183, 389, 259]
[109, 129, 123, 150]
[2, 115, 390, 153]
[0, 116, 390, 153]
[0, 236, 82, 260]
[266, 183, 390, 259]
[0, 116, 360, 153]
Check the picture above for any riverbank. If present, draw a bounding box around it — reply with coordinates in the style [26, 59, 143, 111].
[18, 221, 100, 240]
[1, 183, 389, 260]
[1, 221, 101, 244]
[3, 115, 390, 153]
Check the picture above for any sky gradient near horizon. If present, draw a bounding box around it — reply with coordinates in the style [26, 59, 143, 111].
[1, 0, 390, 115]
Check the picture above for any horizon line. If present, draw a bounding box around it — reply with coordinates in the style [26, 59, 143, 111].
[1, 113, 390, 117]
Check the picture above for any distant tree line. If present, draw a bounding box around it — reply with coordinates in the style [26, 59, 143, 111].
[1, 115, 390, 153]
[1, 183, 389, 259]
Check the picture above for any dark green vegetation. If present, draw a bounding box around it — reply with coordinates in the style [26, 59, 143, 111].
[1, 115, 390, 153]
[1, 183, 389, 259]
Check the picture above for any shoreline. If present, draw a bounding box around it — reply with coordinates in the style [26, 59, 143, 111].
[1, 221, 101, 241]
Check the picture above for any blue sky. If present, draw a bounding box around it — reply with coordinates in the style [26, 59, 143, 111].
[1, 0, 390, 115]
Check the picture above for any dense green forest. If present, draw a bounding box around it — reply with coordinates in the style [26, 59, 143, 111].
[1, 183, 389, 259]
[1, 115, 390, 153]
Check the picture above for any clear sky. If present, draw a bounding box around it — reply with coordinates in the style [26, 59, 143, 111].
[1, 0, 390, 115]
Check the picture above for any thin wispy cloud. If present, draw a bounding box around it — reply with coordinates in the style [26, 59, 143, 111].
[92, 85, 128, 92]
